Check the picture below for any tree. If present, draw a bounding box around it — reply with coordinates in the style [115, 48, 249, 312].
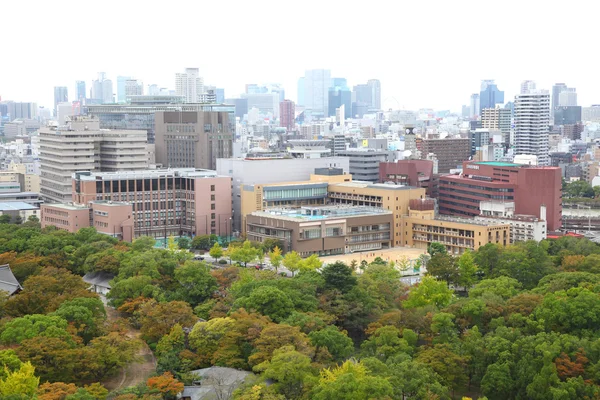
[0, 362, 39, 398]
[176, 237, 191, 250]
[360, 326, 411, 361]
[209, 242, 223, 262]
[188, 317, 236, 367]
[27, 215, 39, 223]
[138, 301, 197, 343]
[254, 345, 317, 399]
[310, 360, 393, 400]
[282, 251, 302, 276]
[0, 214, 11, 224]
[469, 276, 522, 300]
[388, 359, 449, 400]
[0, 350, 22, 380]
[88, 332, 141, 378]
[235, 286, 295, 322]
[53, 297, 107, 342]
[173, 261, 217, 306]
[308, 326, 354, 362]
[480, 362, 514, 400]
[416, 344, 468, 396]
[261, 238, 284, 253]
[37, 382, 78, 399]
[268, 247, 283, 273]
[565, 180, 594, 198]
[431, 312, 458, 344]
[231, 241, 259, 267]
[426, 252, 457, 286]
[0, 314, 72, 345]
[404, 276, 453, 309]
[107, 275, 160, 308]
[146, 372, 184, 400]
[249, 324, 313, 367]
[320, 262, 357, 293]
[299, 254, 322, 273]
[457, 250, 478, 291]
[428, 242, 447, 257]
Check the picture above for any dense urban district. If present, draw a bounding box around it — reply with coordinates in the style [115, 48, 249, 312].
[0, 219, 596, 399]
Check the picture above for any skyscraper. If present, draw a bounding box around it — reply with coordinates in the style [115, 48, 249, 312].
[558, 88, 577, 106]
[303, 69, 331, 118]
[328, 78, 351, 118]
[481, 107, 511, 145]
[552, 83, 568, 111]
[175, 68, 204, 103]
[124, 79, 143, 98]
[479, 80, 504, 113]
[367, 79, 381, 110]
[53, 86, 68, 116]
[280, 99, 295, 131]
[297, 77, 305, 106]
[520, 80, 537, 94]
[117, 76, 132, 103]
[469, 94, 480, 119]
[91, 73, 113, 103]
[76, 81, 86, 105]
[514, 90, 550, 166]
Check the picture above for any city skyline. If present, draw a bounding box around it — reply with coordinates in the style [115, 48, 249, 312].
[1, 0, 598, 112]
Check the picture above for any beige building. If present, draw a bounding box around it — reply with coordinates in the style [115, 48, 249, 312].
[246, 206, 393, 257]
[401, 200, 510, 255]
[154, 111, 233, 170]
[41, 201, 134, 242]
[40, 116, 148, 203]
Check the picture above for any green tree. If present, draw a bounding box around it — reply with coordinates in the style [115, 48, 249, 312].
[565, 180, 595, 198]
[176, 236, 191, 250]
[173, 261, 218, 306]
[0, 362, 39, 398]
[457, 250, 478, 291]
[428, 242, 447, 256]
[360, 326, 411, 361]
[431, 312, 458, 344]
[235, 286, 294, 322]
[310, 360, 393, 400]
[299, 254, 322, 273]
[231, 241, 259, 267]
[282, 251, 302, 276]
[0, 314, 72, 345]
[27, 215, 39, 223]
[308, 326, 354, 362]
[209, 242, 223, 262]
[254, 345, 317, 399]
[0, 215, 11, 224]
[404, 276, 453, 309]
[469, 276, 522, 299]
[107, 275, 160, 308]
[426, 252, 458, 286]
[261, 238, 284, 253]
[388, 359, 449, 400]
[192, 234, 218, 250]
[481, 362, 514, 400]
[416, 344, 468, 396]
[268, 246, 283, 273]
[53, 297, 107, 342]
[320, 262, 357, 293]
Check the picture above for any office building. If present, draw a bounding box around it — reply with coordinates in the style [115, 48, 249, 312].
[337, 149, 392, 182]
[554, 106, 582, 125]
[475, 202, 547, 243]
[87, 99, 235, 144]
[583, 105, 600, 122]
[280, 100, 295, 131]
[402, 199, 510, 254]
[367, 79, 381, 110]
[124, 79, 143, 99]
[303, 69, 331, 118]
[481, 106, 511, 145]
[479, 80, 504, 114]
[116, 76, 131, 103]
[469, 94, 480, 118]
[438, 160, 562, 231]
[53, 86, 68, 116]
[154, 111, 233, 170]
[175, 68, 204, 103]
[328, 78, 351, 118]
[421, 138, 471, 173]
[1, 102, 37, 121]
[63, 168, 232, 239]
[39, 116, 148, 203]
[521, 80, 537, 94]
[241, 93, 279, 117]
[470, 129, 492, 155]
[217, 156, 349, 232]
[91, 72, 114, 104]
[379, 160, 435, 196]
[247, 205, 393, 256]
[559, 88, 577, 107]
[76, 81, 86, 105]
[552, 83, 568, 112]
[352, 80, 381, 112]
[225, 98, 248, 119]
[514, 90, 551, 166]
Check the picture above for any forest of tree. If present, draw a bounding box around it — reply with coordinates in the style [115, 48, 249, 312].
[1, 219, 600, 399]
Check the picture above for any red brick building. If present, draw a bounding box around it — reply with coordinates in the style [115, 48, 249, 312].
[379, 160, 436, 196]
[438, 161, 562, 231]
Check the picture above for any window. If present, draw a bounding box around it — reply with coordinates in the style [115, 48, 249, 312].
[211, 204, 215, 210]
[211, 213, 216, 219]
[211, 185, 215, 191]
[211, 194, 215, 201]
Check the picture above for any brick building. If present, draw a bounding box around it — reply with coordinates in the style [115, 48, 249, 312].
[421, 138, 471, 173]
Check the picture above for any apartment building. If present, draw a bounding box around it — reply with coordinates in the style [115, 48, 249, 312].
[39, 116, 148, 203]
[246, 205, 393, 256]
[481, 106, 511, 145]
[71, 168, 231, 239]
[421, 138, 471, 173]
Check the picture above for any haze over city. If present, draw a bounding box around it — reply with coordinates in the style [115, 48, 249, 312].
[2, 0, 599, 110]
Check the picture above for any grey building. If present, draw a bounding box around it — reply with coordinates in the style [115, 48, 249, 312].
[336, 149, 392, 182]
[554, 106, 582, 125]
[76, 81, 86, 104]
[154, 111, 234, 170]
[328, 78, 351, 118]
[53, 86, 68, 116]
[479, 80, 504, 114]
[216, 157, 349, 232]
[470, 129, 491, 155]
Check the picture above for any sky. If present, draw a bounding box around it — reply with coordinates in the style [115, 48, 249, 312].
[1, 0, 598, 112]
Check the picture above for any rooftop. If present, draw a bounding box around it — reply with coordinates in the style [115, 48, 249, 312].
[74, 168, 223, 181]
[0, 265, 22, 295]
[330, 181, 417, 191]
[434, 215, 510, 227]
[43, 203, 89, 211]
[0, 202, 38, 211]
[252, 205, 392, 221]
[475, 161, 520, 167]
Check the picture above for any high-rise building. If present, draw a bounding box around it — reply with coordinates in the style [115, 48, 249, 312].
[482, 106, 511, 145]
[422, 138, 471, 173]
[297, 77, 305, 106]
[215, 89, 225, 104]
[39, 116, 148, 203]
[76, 81, 86, 105]
[554, 106, 582, 125]
[280, 100, 295, 131]
[175, 68, 204, 103]
[91, 73, 113, 103]
[558, 88, 577, 106]
[514, 90, 550, 166]
[479, 80, 504, 113]
[520, 80, 537, 94]
[1, 102, 37, 121]
[116, 76, 131, 102]
[336, 149, 392, 182]
[552, 83, 568, 113]
[241, 93, 279, 117]
[154, 111, 233, 170]
[124, 79, 143, 98]
[53, 86, 68, 116]
[367, 79, 381, 110]
[469, 94, 480, 119]
[328, 78, 351, 118]
[303, 69, 331, 118]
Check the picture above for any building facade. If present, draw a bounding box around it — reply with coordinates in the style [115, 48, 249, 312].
[53, 86, 68, 116]
[279, 100, 295, 131]
[175, 68, 204, 103]
[337, 149, 392, 182]
[246, 205, 393, 256]
[514, 90, 551, 166]
[421, 138, 471, 173]
[481, 107, 511, 145]
[379, 160, 435, 196]
[154, 111, 233, 170]
[438, 161, 562, 231]
[303, 69, 331, 118]
[479, 80, 504, 114]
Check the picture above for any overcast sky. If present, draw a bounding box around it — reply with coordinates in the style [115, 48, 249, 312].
[1, 0, 598, 112]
